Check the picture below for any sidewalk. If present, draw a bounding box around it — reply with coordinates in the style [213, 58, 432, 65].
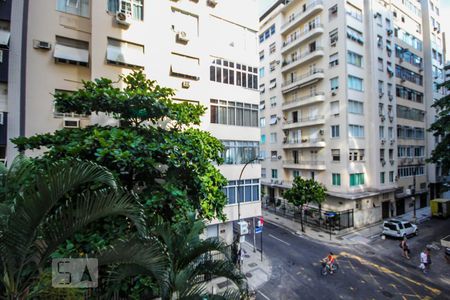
[263, 206, 432, 246]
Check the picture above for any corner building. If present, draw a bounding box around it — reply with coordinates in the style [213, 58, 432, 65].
[259, 0, 442, 228]
[7, 0, 261, 243]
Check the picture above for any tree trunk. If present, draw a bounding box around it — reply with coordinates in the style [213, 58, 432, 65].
[318, 203, 322, 228]
[300, 204, 305, 232]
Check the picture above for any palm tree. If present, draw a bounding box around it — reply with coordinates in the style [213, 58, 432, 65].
[99, 214, 248, 300]
[0, 156, 147, 299]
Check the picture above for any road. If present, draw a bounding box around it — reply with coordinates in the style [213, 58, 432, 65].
[251, 219, 450, 300]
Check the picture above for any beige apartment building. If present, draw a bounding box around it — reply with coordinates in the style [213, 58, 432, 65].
[6, 0, 261, 243]
[259, 0, 444, 228]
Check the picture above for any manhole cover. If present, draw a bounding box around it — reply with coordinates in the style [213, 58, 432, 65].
[248, 262, 257, 268]
[381, 291, 393, 298]
[245, 272, 252, 278]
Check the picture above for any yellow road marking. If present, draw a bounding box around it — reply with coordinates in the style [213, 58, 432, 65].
[339, 252, 441, 296]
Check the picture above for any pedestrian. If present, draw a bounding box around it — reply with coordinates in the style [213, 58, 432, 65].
[419, 249, 427, 274]
[400, 236, 410, 259]
[425, 247, 431, 271]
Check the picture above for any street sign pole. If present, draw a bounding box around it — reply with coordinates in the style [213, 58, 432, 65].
[261, 228, 263, 262]
[253, 217, 256, 252]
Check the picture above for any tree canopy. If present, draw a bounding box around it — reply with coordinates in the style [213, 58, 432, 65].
[13, 71, 228, 222]
[428, 67, 450, 175]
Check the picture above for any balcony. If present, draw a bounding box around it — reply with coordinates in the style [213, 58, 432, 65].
[282, 92, 325, 110]
[281, 25, 324, 54]
[283, 138, 326, 149]
[281, 69, 324, 94]
[281, 0, 324, 34]
[282, 115, 325, 130]
[281, 47, 324, 73]
[282, 160, 326, 170]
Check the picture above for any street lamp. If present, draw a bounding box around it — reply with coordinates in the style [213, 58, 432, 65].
[237, 156, 261, 268]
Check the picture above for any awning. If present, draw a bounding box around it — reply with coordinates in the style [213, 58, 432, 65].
[54, 44, 89, 63]
[107, 44, 144, 67]
[0, 30, 11, 46]
[170, 54, 200, 79]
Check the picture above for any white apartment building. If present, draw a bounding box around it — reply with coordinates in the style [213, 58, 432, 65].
[7, 0, 261, 243]
[259, 0, 442, 228]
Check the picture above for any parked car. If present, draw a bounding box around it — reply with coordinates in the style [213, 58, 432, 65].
[382, 220, 418, 238]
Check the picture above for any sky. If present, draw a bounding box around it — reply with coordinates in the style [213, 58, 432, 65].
[259, 0, 450, 61]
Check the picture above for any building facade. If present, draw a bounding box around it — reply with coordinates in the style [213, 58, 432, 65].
[0, 0, 11, 163]
[7, 0, 261, 243]
[259, 0, 443, 228]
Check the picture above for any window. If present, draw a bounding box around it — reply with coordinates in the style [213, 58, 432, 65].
[395, 45, 422, 68]
[270, 133, 277, 143]
[398, 166, 424, 178]
[348, 100, 363, 115]
[348, 75, 363, 91]
[261, 168, 266, 178]
[330, 101, 339, 115]
[293, 170, 300, 178]
[379, 126, 385, 139]
[378, 58, 383, 71]
[350, 173, 365, 186]
[330, 77, 339, 90]
[380, 149, 385, 162]
[259, 67, 265, 78]
[210, 58, 257, 90]
[269, 114, 277, 125]
[396, 85, 423, 103]
[270, 96, 277, 107]
[54, 36, 89, 67]
[389, 171, 394, 182]
[271, 169, 278, 179]
[269, 78, 277, 89]
[380, 172, 385, 184]
[57, 0, 90, 17]
[53, 89, 88, 118]
[108, 0, 143, 20]
[396, 105, 425, 121]
[261, 134, 266, 144]
[377, 35, 383, 48]
[349, 124, 364, 138]
[271, 151, 278, 159]
[223, 179, 260, 204]
[269, 42, 276, 54]
[378, 80, 384, 94]
[332, 173, 341, 186]
[388, 127, 393, 139]
[106, 38, 145, 68]
[259, 50, 264, 61]
[347, 51, 362, 67]
[332, 149, 340, 161]
[210, 99, 258, 127]
[329, 29, 338, 45]
[396, 27, 423, 51]
[395, 65, 423, 86]
[331, 125, 340, 138]
[329, 53, 339, 68]
[346, 3, 362, 21]
[260, 117, 265, 128]
[269, 60, 277, 72]
[329, 4, 338, 20]
[347, 27, 364, 44]
[260, 24, 275, 43]
[349, 149, 365, 161]
[221, 141, 259, 165]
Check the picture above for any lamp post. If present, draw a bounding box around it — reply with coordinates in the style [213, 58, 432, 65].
[237, 156, 261, 269]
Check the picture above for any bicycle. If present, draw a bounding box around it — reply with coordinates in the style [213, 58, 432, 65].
[320, 260, 339, 276]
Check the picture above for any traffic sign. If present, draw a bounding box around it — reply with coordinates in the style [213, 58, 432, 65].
[255, 226, 262, 234]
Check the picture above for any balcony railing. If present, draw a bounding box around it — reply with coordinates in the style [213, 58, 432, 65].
[282, 91, 325, 106]
[282, 25, 324, 49]
[282, 46, 324, 68]
[283, 115, 325, 124]
[283, 160, 325, 166]
[281, 0, 324, 30]
[285, 138, 325, 145]
[282, 69, 324, 88]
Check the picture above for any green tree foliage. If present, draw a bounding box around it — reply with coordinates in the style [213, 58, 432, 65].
[13, 71, 227, 222]
[0, 157, 146, 299]
[98, 214, 247, 300]
[428, 67, 450, 175]
[283, 177, 327, 232]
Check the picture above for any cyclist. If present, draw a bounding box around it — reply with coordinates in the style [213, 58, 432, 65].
[323, 252, 336, 273]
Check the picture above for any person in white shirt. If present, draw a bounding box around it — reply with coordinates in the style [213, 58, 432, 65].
[420, 250, 428, 274]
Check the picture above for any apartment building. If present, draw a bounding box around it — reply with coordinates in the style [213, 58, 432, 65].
[0, 0, 11, 163]
[259, 0, 441, 228]
[7, 0, 261, 243]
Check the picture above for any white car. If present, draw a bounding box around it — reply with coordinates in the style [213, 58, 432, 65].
[382, 220, 418, 238]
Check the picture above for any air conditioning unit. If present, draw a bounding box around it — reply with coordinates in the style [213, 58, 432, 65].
[181, 81, 190, 89]
[379, 92, 384, 98]
[116, 11, 131, 26]
[176, 31, 189, 43]
[381, 115, 386, 122]
[331, 91, 337, 96]
[63, 118, 80, 129]
[33, 40, 52, 50]
[390, 139, 395, 145]
[331, 42, 337, 47]
[433, 27, 438, 31]
[381, 159, 386, 166]
[388, 94, 393, 101]
[381, 139, 386, 145]
[389, 116, 393, 122]
[207, 0, 218, 7]
[390, 159, 395, 165]
[387, 29, 393, 36]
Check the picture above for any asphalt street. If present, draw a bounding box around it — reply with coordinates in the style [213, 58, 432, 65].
[251, 219, 450, 300]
